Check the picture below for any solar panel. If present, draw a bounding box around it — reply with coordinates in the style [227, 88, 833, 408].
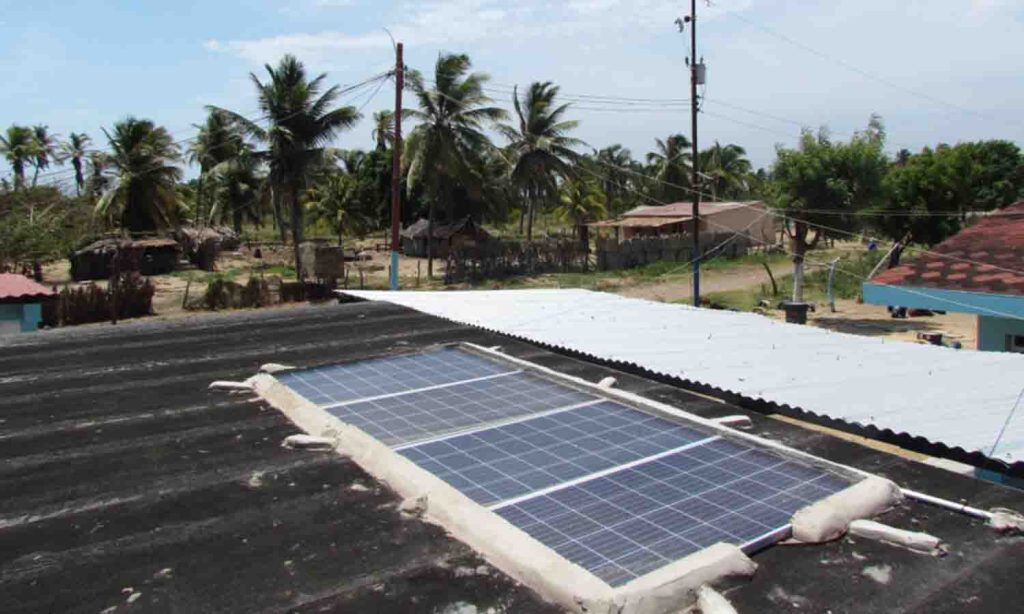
[400, 401, 714, 505]
[332, 372, 596, 446]
[277, 347, 513, 406]
[494, 438, 850, 586]
[274, 345, 854, 588]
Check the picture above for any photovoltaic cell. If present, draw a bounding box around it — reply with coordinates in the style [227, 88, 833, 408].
[495, 438, 850, 587]
[277, 347, 513, 406]
[331, 371, 596, 446]
[400, 401, 712, 505]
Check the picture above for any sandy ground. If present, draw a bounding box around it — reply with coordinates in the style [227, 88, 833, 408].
[796, 299, 977, 348]
[618, 263, 774, 302]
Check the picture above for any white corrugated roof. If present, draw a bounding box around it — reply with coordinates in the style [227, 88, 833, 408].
[345, 289, 1024, 466]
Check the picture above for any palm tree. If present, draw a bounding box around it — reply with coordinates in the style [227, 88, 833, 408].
[700, 141, 753, 200]
[646, 134, 692, 203]
[211, 54, 361, 279]
[501, 81, 583, 242]
[30, 125, 59, 187]
[86, 152, 111, 201]
[95, 117, 182, 233]
[558, 176, 607, 259]
[371, 110, 395, 151]
[59, 133, 92, 196]
[307, 171, 361, 248]
[591, 144, 640, 215]
[188, 110, 246, 227]
[405, 53, 506, 276]
[0, 125, 37, 189]
[207, 149, 266, 233]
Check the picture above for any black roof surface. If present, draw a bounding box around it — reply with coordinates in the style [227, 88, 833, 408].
[1, 301, 1022, 614]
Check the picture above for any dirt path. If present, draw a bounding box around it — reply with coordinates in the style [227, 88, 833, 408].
[618, 263, 776, 302]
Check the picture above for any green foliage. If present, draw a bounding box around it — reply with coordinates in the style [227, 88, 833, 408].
[211, 54, 361, 276]
[0, 186, 93, 269]
[0, 125, 37, 189]
[646, 134, 692, 203]
[95, 117, 183, 233]
[58, 133, 92, 196]
[501, 81, 583, 240]
[405, 53, 507, 229]
[874, 140, 1024, 245]
[700, 142, 753, 200]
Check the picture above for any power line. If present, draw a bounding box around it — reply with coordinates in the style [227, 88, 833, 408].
[706, 0, 1023, 132]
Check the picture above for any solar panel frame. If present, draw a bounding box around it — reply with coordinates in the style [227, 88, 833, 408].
[269, 342, 859, 592]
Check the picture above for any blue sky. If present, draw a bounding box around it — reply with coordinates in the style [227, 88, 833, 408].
[2, 0, 1023, 185]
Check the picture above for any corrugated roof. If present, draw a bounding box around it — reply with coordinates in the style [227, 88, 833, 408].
[622, 201, 766, 218]
[0, 274, 56, 302]
[873, 201, 1024, 296]
[588, 216, 689, 228]
[344, 289, 1024, 467]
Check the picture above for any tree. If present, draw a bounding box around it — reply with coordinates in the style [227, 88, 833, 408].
[769, 117, 888, 302]
[589, 145, 643, 216]
[59, 133, 92, 196]
[0, 125, 37, 189]
[646, 134, 692, 203]
[86, 152, 111, 202]
[188, 110, 247, 227]
[307, 171, 363, 248]
[700, 142, 753, 200]
[405, 53, 506, 276]
[95, 117, 182, 233]
[874, 140, 1024, 246]
[501, 81, 583, 242]
[371, 110, 395, 151]
[212, 54, 361, 279]
[558, 176, 606, 256]
[207, 149, 266, 233]
[30, 125, 59, 187]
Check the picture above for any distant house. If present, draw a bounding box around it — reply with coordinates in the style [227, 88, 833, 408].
[0, 274, 56, 335]
[589, 200, 778, 243]
[863, 201, 1024, 352]
[401, 217, 490, 258]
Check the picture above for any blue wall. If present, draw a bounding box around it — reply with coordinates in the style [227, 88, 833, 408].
[0, 303, 43, 334]
[862, 283, 1024, 353]
[978, 315, 1024, 352]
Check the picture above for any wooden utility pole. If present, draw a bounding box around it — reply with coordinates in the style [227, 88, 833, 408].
[689, 0, 701, 308]
[389, 43, 404, 291]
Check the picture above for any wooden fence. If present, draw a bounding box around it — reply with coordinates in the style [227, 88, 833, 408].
[445, 239, 590, 284]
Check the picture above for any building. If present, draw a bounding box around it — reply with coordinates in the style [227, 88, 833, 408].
[4, 299, 1024, 613]
[0, 273, 56, 335]
[400, 216, 490, 258]
[862, 202, 1024, 352]
[590, 200, 778, 243]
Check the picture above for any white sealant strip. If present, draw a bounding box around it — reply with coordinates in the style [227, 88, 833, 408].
[489, 436, 722, 511]
[321, 369, 522, 410]
[394, 399, 606, 452]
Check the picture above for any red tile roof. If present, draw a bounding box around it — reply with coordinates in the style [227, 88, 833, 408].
[872, 201, 1024, 296]
[0, 274, 57, 302]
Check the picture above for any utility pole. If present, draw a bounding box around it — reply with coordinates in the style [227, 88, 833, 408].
[389, 42, 404, 291]
[688, 0, 702, 307]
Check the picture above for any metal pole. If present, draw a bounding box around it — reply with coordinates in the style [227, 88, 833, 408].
[389, 43, 404, 291]
[827, 257, 840, 313]
[690, 0, 701, 307]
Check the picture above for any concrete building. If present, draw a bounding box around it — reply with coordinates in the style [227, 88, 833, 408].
[0, 273, 55, 335]
[863, 202, 1024, 352]
[590, 200, 778, 243]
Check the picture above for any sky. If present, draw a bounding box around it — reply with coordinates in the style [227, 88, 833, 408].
[2, 0, 1023, 186]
